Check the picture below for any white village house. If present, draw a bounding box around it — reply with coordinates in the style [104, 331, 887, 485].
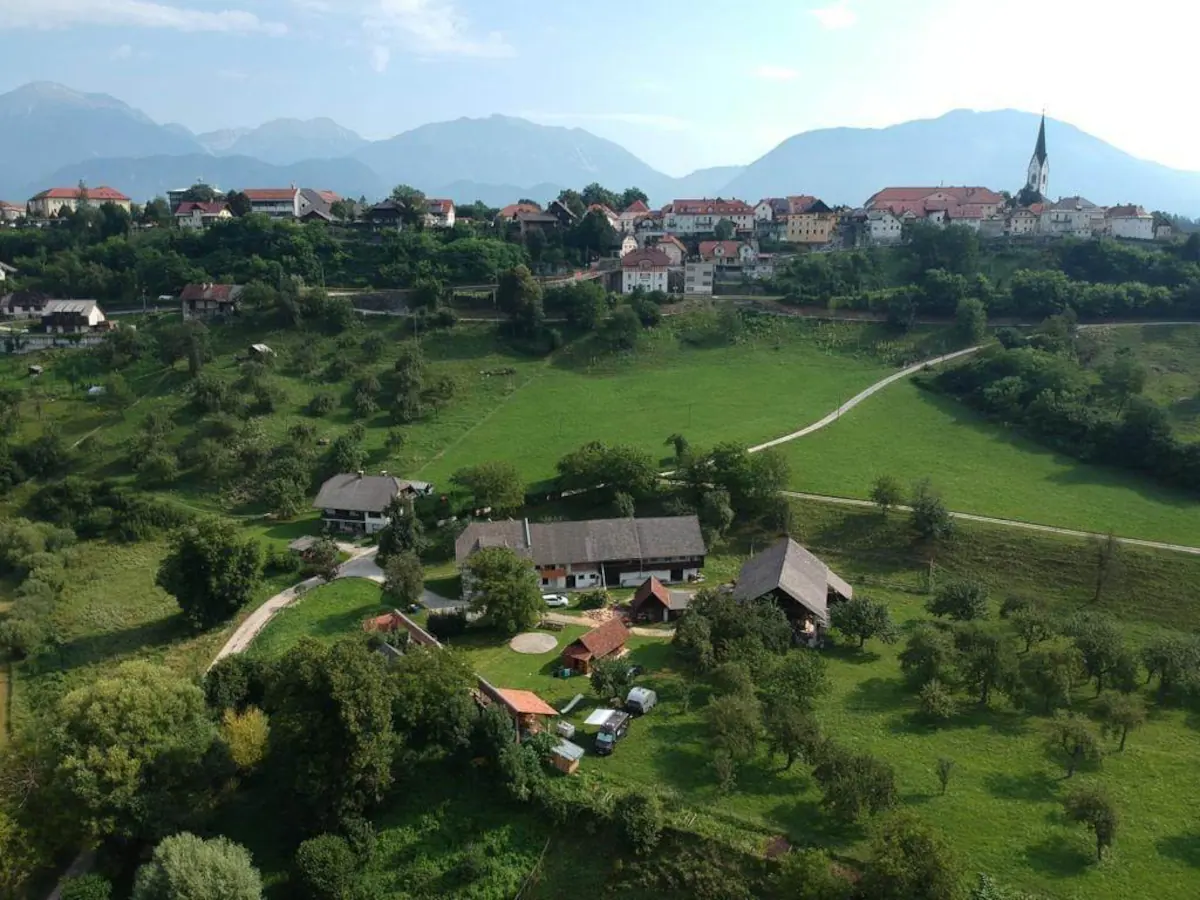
[621, 247, 671, 294]
[1106, 205, 1154, 241]
[455, 515, 707, 594]
[313, 473, 433, 535]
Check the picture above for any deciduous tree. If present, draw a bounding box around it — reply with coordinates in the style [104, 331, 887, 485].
[860, 812, 962, 900]
[813, 747, 898, 822]
[764, 701, 822, 770]
[451, 461, 525, 514]
[1063, 784, 1119, 861]
[830, 596, 898, 649]
[590, 657, 633, 703]
[1048, 711, 1102, 778]
[382, 551, 424, 608]
[899, 623, 960, 689]
[870, 474, 904, 518]
[1095, 691, 1146, 751]
[910, 479, 954, 547]
[927, 580, 988, 621]
[464, 546, 542, 635]
[157, 518, 262, 629]
[132, 834, 262, 900]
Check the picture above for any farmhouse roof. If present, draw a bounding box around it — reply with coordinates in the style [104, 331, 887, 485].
[43, 299, 100, 316]
[494, 688, 559, 717]
[313, 474, 417, 513]
[1047, 196, 1098, 211]
[732, 537, 852, 625]
[427, 198, 454, 214]
[33, 186, 130, 202]
[516, 211, 560, 225]
[698, 240, 746, 260]
[455, 516, 706, 567]
[657, 234, 687, 253]
[1107, 204, 1148, 218]
[622, 248, 672, 269]
[563, 618, 630, 662]
[243, 188, 298, 201]
[670, 198, 754, 216]
[623, 199, 650, 214]
[174, 201, 229, 216]
[786, 195, 817, 214]
[588, 203, 618, 219]
[498, 202, 542, 218]
[179, 283, 244, 303]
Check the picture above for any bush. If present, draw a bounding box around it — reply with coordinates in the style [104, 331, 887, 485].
[917, 679, 957, 722]
[614, 791, 664, 854]
[307, 392, 337, 417]
[59, 874, 113, 900]
[294, 834, 358, 900]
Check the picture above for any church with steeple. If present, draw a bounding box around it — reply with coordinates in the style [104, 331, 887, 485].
[1026, 114, 1049, 199]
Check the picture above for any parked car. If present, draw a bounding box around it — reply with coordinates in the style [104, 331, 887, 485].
[542, 593, 569, 608]
[594, 711, 630, 756]
[625, 687, 657, 716]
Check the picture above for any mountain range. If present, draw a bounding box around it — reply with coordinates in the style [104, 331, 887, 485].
[4, 81, 1200, 215]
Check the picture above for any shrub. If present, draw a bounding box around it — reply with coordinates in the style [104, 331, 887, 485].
[294, 834, 358, 900]
[307, 392, 337, 417]
[60, 875, 113, 900]
[917, 679, 957, 722]
[614, 791, 664, 854]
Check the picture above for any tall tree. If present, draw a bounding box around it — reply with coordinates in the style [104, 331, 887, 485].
[156, 518, 262, 629]
[1090, 532, 1123, 603]
[382, 551, 424, 608]
[464, 546, 543, 635]
[496, 265, 544, 338]
[53, 661, 217, 842]
[1063, 785, 1119, 862]
[389, 184, 427, 229]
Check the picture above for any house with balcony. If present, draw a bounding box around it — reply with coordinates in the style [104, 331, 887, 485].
[621, 247, 671, 294]
[313, 473, 432, 535]
[244, 188, 301, 219]
[455, 515, 706, 594]
[40, 299, 107, 334]
[664, 199, 755, 235]
[174, 201, 233, 231]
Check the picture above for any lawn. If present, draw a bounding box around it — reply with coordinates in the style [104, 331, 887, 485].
[247, 577, 387, 660]
[780, 379, 1200, 547]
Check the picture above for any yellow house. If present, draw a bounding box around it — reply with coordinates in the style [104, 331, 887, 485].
[786, 198, 837, 244]
[28, 185, 133, 217]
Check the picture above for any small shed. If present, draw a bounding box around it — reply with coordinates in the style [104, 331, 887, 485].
[552, 739, 585, 775]
[492, 687, 559, 736]
[561, 617, 630, 675]
[250, 343, 275, 357]
[27, 365, 43, 377]
[630, 577, 691, 623]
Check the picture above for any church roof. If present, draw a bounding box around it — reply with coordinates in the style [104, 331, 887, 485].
[1033, 114, 1048, 165]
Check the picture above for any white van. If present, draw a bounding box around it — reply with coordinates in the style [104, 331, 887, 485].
[625, 687, 657, 716]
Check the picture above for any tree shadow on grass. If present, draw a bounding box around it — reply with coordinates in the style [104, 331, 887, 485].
[983, 770, 1060, 803]
[1156, 834, 1200, 868]
[1024, 834, 1092, 877]
[44, 616, 191, 672]
[845, 676, 911, 714]
[822, 644, 882, 666]
[644, 720, 716, 795]
[764, 799, 865, 848]
[890, 703, 1029, 739]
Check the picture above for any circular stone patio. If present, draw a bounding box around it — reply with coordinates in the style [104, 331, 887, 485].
[509, 632, 558, 654]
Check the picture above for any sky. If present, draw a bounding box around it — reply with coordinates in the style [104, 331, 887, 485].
[0, 0, 1195, 177]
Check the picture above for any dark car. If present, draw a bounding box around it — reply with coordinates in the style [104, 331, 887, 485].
[593, 711, 631, 756]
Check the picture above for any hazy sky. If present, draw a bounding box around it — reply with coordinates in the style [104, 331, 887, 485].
[0, 0, 1193, 176]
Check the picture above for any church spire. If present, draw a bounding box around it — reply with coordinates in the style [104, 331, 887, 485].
[1034, 112, 1048, 165]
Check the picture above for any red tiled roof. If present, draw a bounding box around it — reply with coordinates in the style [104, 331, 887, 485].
[427, 198, 454, 213]
[243, 188, 298, 201]
[949, 204, 987, 219]
[670, 198, 754, 216]
[495, 688, 558, 717]
[698, 240, 746, 260]
[632, 577, 670, 610]
[498, 202, 541, 218]
[657, 234, 687, 251]
[33, 185, 130, 202]
[787, 195, 817, 215]
[563, 617, 629, 661]
[363, 612, 403, 633]
[623, 199, 650, 214]
[174, 201, 229, 216]
[621, 248, 671, 269]
[867, 186, 1003, 217]
[316, 190, 341, 204]
[179, 283, 241, 302]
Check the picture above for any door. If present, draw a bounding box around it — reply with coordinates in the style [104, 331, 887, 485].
[566, 575, 577, 589]
[670, 569, 683, 583]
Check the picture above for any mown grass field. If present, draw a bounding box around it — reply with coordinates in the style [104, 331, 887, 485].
[247, 577, 387, 660]
[781, 379, 1200, 547]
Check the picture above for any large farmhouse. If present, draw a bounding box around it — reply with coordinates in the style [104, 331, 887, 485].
[455, 515, 706, 593]
[733, 537, 852, 642]
[312, 473, 432, 535]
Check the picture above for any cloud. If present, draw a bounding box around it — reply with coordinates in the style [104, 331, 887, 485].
[811, 1, 858, 29]
[0, 0, 287, 35]
[367, 0, 514, 58]
[370, 44, 391, 72]
[755, 64, 799, 81]
[523, 112, 691, 131]
[110, 43, 133, 59]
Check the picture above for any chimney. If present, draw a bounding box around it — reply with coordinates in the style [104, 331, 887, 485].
[356, 470, 364, 480]
[522, 518, 532, 549]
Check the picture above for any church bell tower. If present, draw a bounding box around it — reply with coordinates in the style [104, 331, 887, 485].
[1026, 113, 1049, 199]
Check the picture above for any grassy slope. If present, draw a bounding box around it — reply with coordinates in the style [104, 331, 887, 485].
[246, 578, 386, 660]
[781, 379, 1200, 547]
[1102, 323, 1200, 441]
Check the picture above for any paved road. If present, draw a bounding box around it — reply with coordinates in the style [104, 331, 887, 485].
[747, 345, 983, 453]
[782, 491, 1200, 556]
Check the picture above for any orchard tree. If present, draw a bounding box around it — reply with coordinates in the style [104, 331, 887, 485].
[813, 747, 898, 822]
[764, 701, 822, 770]
[870, 474, 904, 518]
[706, 692, 762, 765]
[927, 580, 988, 621]
[899, 623, 959, 689]
[860, 812, 962, 900]
[830, 596, 897, 649]
[590, 657, 633, 703]
[1142, 634, 1200, 698]
[1091, 532, 1123, 603]
[918, 679, 957, 722]
[157, 518, 262, 629]
[1048, 711, 1102, 778]
[614, 792, 664, 855]
[1095, 691, 1146, 751]
[1017, 647, 1085, 714]
[1068, 615, 1128, 695]
[451, 461, 525, 513]
[953, 624, 1016, 706]
[910, 479, 954, 547]
[464, 546, 542, 635]
[1063, 785, 1119, 862]
[132, 834, 262, 900]
[1011, 606, 1056, 652]
[305, 537, 340, 583]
